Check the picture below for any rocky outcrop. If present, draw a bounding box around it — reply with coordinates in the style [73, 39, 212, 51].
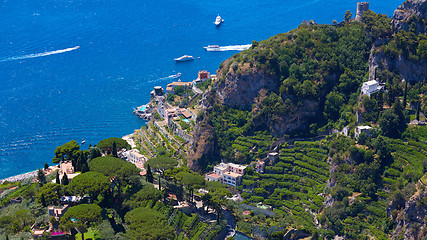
[215, 62, 280, 109]
[392, 0, 427, 34]
[370, 50, 427, 82]
[391, 177, 427, 240]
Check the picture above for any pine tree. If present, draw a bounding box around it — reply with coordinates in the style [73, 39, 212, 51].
[37, 168, 46, 187]
[416, 98, 421, 121]
[40, 193, 46, 207]
[112, 141, 117, 157]
[403, 80, 408, 109]
[62, 173, 69, 185]
[56, 171, 60, 184]
[146, 164, 154, 183]
[44, 162, 49, 171]
[81, 163, 89, 173]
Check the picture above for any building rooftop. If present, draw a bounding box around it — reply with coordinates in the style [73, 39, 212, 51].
[167, 81, 192, 87]
[223, 171, 241, 178]
[180, 109, 192, 119]
[363, 80, 378, 86]
[206, 172, 221, 178]
[215, 163, 229, 171]
[357, 126, 372, 130]
[228, 163, 247, 170]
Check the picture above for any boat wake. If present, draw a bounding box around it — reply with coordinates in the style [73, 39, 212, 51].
[206, 44, 251, 52]
[0, 46, 80, 62]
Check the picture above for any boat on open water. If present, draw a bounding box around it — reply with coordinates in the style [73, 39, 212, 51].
[174, 55, 194, 62]
[214, 15, 224, 26]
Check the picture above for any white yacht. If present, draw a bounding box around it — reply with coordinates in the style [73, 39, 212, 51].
[174, 55, 194, 62]
[214, 15, 224, 26]
[204, 45, 221, 51]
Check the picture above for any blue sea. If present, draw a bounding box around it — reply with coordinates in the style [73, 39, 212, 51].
[0, 0, 402, 179]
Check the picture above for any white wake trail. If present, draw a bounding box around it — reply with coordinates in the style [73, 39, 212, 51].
[219, 44, 251, 51]
[0, 46, 80, 62]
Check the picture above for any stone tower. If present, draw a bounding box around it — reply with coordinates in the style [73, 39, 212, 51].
[356, 2, 369, 21]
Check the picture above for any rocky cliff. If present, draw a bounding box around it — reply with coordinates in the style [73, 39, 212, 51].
[392, 0, 427, 34]
[391, 176, 427, 240]
[370, 0, 427, 82]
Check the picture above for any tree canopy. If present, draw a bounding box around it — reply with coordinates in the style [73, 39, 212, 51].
[144, 156, 178, 175]
[52, 140, 80, 164]
[124, 207, 174, 240]
[97, 137, 131, 152]
[67, 171, 110, 201]
[36, 183, 63, 206]
[60, 204, 102, 240]
[125, 184, 163, 209]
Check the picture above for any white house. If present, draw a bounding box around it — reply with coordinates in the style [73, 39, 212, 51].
[355, 125, 373, 139]
[361, 80, 382, 97]
[205, 162, 247, 186]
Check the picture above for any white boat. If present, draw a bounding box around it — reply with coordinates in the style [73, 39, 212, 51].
[171, 72, 181, 78]
[204, 45, 221, 51]
[81, 140, 85, 144]
[214, 15, 224, 26]
[174, 55, 194, 62]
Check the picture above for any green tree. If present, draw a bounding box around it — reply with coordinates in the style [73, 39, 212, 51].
[324, 92, 345, 121]
[62, 173, 69, 186]
[37, 183, 63, 206]
[56, 171, 60, 184]
[417, 39, 427, 59]
[125, 185, 162, 209]
[144, 156, 178, 190]
[37, 168, 46, 187]
[146, 164, 154, 183]
[14, 209, 34, 229]
[52, 140, 80, 164]
[89, 156, 140, 197]
[60, 204, 102, 240]
[174, 85, 184, 96]
[181, 173, 205, 202]
[112, 141, 118, 157]
[344, 10, 352, 22]
[124, 207, 174, 240]
[97, 137, 131, 155]
[67, 171, 110, 202]
[379, 109, 400, 138]
[40, 193, 46, 207]
[89, 147, 102, 160]
[44, 162, 49, 171]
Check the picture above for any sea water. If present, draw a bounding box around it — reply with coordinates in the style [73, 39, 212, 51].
[0, 0, 402, 179]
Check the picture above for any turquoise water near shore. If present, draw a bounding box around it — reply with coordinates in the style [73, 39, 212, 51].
[0, 0, 402, 179]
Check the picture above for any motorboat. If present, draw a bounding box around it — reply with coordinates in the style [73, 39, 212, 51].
[214, 15, 224, 26]
[204, 45, 221, 51]
[171, 72, 181, 78]
[81, 140, 85, 144]
[174, 55, 194, 62]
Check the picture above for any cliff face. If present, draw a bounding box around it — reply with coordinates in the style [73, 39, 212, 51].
[391, 177, 427, 240]
[370, 0, 427, 82]
[370, 50, 427, 82]
[392, 0, 427, 34]
[215, 62, 280, 109]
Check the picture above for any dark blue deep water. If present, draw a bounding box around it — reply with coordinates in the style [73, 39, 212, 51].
[0, 0, 402, 179]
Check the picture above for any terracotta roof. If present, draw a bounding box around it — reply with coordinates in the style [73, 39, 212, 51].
[206, 172, 221, 178]
[167, 81, 192, 87]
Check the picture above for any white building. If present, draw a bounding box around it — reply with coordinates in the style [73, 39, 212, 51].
[206, 162, 247, 186]
[355, 125, 373, 139]
[222, 171, 242, 187]
[361, 80, 382, 97]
